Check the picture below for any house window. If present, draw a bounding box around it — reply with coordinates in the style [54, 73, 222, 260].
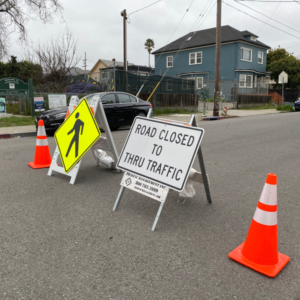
[94, 76, 98, 81]
[189, 52, 202, 65]
[239, 74, 253, 88]
[102, 71, 109, 79]
[241, 48, 252, 62]
[166, 80, 173, 91]
[196, 77, 203, 89]
[166, 56, 173, 68]
[258, 51, 263, 64]
[187, 77, 195, 89]
[182, 80, 187, 90]
[251, 36, 257, 41]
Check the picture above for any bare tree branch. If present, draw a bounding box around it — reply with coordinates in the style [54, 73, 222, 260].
[0, 0, 63, 59]
[25, 27, 80, 92]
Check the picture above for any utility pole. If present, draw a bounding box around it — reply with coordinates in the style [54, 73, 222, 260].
[83, 52, 87, 71]
[213, 0, 221, 117]
[121, 9, 127, 71]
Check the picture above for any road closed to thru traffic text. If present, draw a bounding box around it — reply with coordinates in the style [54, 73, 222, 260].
[117, 117, 205, 191]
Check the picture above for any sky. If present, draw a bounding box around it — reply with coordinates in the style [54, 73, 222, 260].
[8, 0, 300, 70]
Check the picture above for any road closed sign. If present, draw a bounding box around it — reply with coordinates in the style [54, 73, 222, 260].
[117, 117, 205, 191]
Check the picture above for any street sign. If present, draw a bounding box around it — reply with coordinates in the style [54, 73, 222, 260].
[0, 98, 5, 113]
[278, 71, 288, 84]
[55, 98, 101, 173]
[48, 94, 67, 109]
[0, 77, 28, 95]
[34, 97, 45, 112]
[117, 117, 205, 192]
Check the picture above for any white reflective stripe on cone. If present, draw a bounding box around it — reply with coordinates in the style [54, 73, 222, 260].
[259, 183, 277, 206]
[36, 139, 48, 146]
[37, 126, 46, 137]
[253, 207, 277, 226]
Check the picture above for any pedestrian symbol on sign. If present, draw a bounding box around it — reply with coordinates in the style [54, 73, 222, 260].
[54, 98, 101, 173]
[66, 112, 84, 158]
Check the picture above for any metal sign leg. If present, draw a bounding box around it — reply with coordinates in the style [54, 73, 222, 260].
[190, 115, 212, 204]
[113, 186, 125, 211]
[197, 146, 212, 203]
[152, 202, 165, 231]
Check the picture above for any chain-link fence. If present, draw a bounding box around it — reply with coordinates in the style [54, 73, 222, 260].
[197, 77, 269, 109]
[69, 70, 196, 95]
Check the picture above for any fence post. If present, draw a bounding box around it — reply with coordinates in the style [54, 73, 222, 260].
[28, 78, 34, 117]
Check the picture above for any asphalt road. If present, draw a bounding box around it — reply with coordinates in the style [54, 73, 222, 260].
[0, 112, 299, 300]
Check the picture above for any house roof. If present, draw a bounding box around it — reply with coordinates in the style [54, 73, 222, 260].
[152, 25, 270, 55]
[90, 59, 134, 72]
[68, 67, 90, 76]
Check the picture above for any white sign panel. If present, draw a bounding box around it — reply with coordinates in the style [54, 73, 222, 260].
[48, 94, 67, 109]
[278, 71, 288, 84]
[121, 172, 169, 203]
[117, 117, 205, 191]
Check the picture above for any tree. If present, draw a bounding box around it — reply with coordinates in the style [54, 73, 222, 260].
[144, 38, 155, 67]
[26, 27, 80, 92]
[267, 47, 300, 88]
[0, 55, 43, 83]
[0, 0, 63, 59]
[266, 46, 290, 71]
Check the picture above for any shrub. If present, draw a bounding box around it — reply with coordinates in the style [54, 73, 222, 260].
[66, 82, 103, 94]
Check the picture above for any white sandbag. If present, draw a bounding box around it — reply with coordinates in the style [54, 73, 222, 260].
[96, 149, 114, 169]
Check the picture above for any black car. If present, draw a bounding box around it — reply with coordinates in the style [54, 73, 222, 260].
[295, 98, 300, 111]
[36, 92, 152, 134]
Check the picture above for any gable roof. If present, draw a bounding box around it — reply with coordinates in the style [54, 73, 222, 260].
[152, 25, 270, 55]
[90, 59, 134, 73]
[68, 67, 90, 76]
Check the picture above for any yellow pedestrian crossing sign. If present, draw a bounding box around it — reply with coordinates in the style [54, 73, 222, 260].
[55, 98, 101, 173]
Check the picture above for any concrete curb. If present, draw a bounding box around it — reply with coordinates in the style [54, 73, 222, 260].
[202, 116, 238, 121]
[0, 131, 36, 139]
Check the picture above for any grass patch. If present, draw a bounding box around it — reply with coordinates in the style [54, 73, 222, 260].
[0, 116, 36, 127]
[154, 108, 197, 115]
[238, 104, 276, 110]
[276, 104, 294, 112]
[199, 97, 214, 102]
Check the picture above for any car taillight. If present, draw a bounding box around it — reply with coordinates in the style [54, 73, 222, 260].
[149, 103, 152, 107]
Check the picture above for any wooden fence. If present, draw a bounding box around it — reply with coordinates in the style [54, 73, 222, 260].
[138, 93, 198, 110]
[237, 94, 271, 107]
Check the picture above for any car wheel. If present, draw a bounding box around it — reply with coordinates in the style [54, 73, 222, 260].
[137, 112, 147, 117]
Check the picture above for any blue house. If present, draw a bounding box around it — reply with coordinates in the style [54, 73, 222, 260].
[152, 26, 271, 96]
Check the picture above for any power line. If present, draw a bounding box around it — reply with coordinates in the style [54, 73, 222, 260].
[128, 0, 161, 16]
[257, 1, 282, 33]
[222, 1, 300, 40]
[236, 1, 299, 2]
[138, 0, 203, 88]
[234, 0, 300, 34]
[245, 1, 299, 28]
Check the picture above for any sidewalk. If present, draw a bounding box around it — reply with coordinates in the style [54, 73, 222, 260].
[157, 108, 281, 123]
[0, 125, 36, 138]
[0, 108, 281, 138]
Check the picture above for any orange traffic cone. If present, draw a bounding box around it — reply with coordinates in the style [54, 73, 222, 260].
[28, 120, 52, 169]
[228, 173, 290, 277]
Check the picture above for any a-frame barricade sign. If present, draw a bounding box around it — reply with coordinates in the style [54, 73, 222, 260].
[48, 95, 119, 184]
[113, 109, 212, 231]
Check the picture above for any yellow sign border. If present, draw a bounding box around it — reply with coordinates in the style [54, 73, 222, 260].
[54, 97, 101, 173]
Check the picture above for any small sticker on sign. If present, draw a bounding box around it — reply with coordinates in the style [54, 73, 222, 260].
[121, 172, 169, 203]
